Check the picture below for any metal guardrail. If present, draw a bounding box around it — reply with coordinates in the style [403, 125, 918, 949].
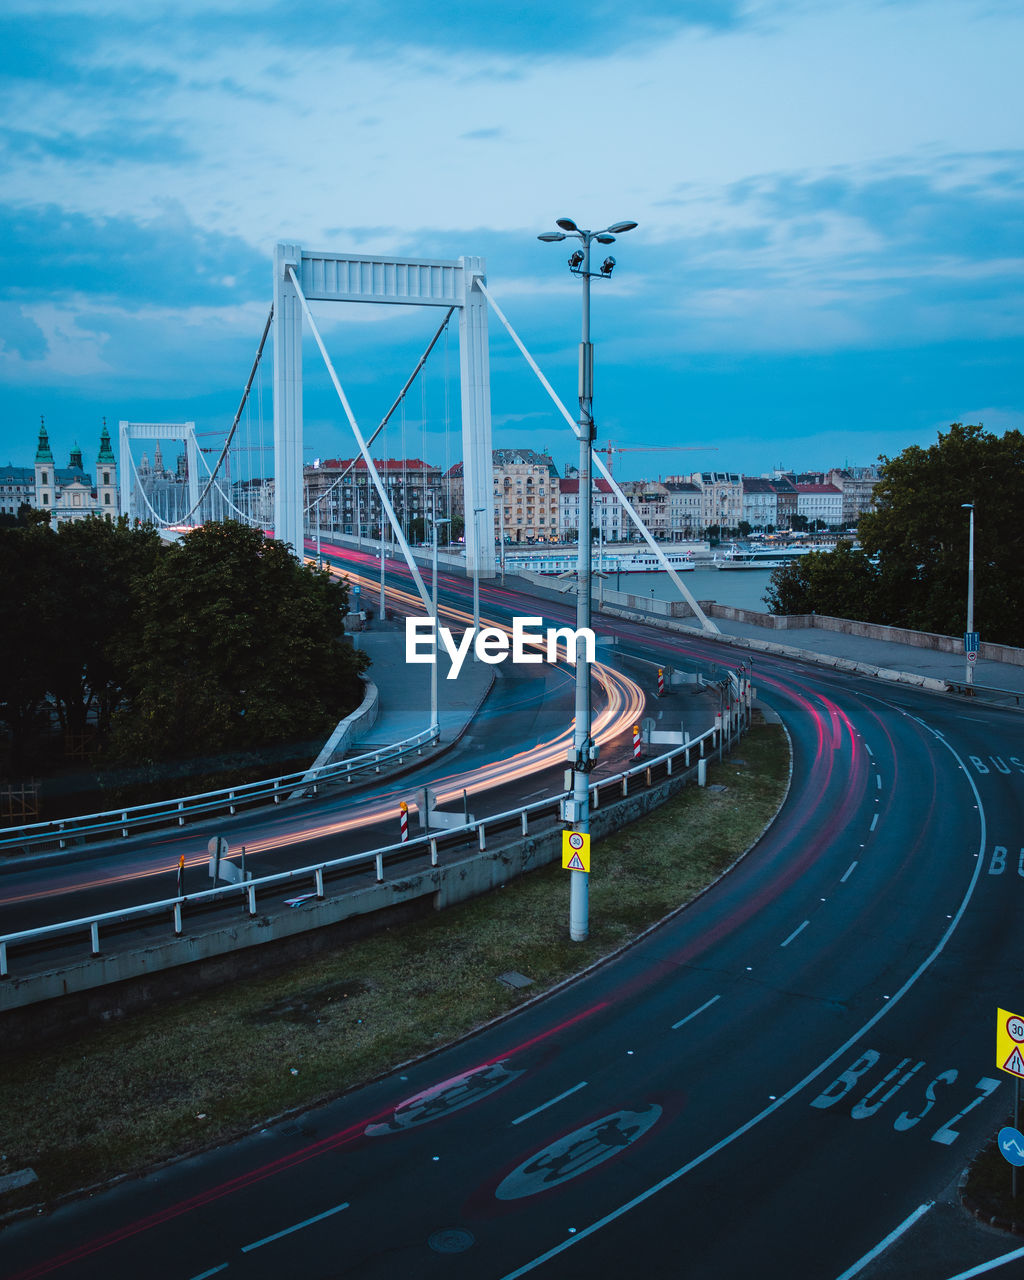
[944, 680, 1024, 709]
[0, 726, 439, 857]
[0, 688, 753, 980]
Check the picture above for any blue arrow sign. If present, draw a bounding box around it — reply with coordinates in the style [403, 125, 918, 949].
[964, 631, 980, 653]
[998, 1126, 1024, 1167]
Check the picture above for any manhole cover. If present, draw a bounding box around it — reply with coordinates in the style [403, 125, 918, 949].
[497, 971, 534, 989]
[429, 1228, 475, 1254]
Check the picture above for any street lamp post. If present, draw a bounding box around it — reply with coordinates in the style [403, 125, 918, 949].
[539, 215, 637, 942]
[963, 502, 976, 688]
[430, 515, 451, 741]
[472, 506, 486, 656]
[379, 519, 386, 621]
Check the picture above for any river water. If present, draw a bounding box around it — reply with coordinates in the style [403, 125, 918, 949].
[605, 567, 776, 611]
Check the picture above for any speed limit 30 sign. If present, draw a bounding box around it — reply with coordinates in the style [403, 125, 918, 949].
[997, 1008, 1024, 1078]
[562, 829, 591, 873]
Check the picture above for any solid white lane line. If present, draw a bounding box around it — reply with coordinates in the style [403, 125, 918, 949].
[780, 921, 809, 948]
[671, 994, 721, 1030]
[241, 1202, 350, 1253]
[511, 1082, 588, 1126]
[870, 814, 879, 831]
[833, 1202, 933, 1279]
[189, 1268, 229, 1280]
[841, 861, 858, 882]
[941, 1245, 1024, 1278]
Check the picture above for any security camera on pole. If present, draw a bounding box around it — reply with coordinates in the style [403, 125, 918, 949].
[539, 215, 638, 942]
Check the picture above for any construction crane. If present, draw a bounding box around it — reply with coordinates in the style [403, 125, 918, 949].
[594, 443, 715, 477]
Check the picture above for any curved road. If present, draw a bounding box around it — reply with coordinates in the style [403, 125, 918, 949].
[3, 556, 1023, 1279]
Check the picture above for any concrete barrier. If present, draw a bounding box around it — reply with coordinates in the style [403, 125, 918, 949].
[294, 679, 379, 791]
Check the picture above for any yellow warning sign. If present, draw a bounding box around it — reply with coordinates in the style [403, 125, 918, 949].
[997, 1008, 1024, 1078]
[562, 829, 591, 873]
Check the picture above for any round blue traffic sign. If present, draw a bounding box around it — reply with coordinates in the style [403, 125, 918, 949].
[998, 1126, 1024, 1167]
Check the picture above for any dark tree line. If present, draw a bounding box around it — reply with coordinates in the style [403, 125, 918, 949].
[0, 519, 368, 794]
[765, 423, 1024, 647]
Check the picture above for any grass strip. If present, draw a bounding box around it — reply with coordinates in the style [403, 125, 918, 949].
[0, 721, 787, 1213]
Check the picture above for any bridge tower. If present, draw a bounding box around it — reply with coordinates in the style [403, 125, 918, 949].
[272, 244, 495, 578]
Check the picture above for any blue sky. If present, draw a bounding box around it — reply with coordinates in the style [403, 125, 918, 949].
[1, 0, 1021, 482]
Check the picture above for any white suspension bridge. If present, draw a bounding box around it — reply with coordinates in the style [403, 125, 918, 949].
[118, 242, 718, 631]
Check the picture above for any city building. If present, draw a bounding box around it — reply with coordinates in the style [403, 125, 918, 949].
[742, 477, 779, 530]
[619, 480, 670, 539]
[0, 462, 34, 517]
[305, 457, 444, 539]
[492, 449, 560, 544]
[663, 480, 703, 540]
[795, 482, 844, 528]
[559, 477, 622, 542]
[825, 467, 881, 526]
[446, 449, 560, 543]
[684, 472, 743, 533]
[32, 419, 119, 524]
[770, 476, 798, 530]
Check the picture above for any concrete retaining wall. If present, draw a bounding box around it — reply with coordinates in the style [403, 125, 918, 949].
[296, 678, 379, 787]
[704, 604, 1024, 666]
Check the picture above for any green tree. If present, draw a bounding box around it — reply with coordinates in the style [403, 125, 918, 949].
[0, 516, 161, 772]
[47, 516, 163, 739]
[0, 523, 58, 771]
[859, 422, 1024, 644]
[764, 542, 880, 619]
[109, 521, 368, 765]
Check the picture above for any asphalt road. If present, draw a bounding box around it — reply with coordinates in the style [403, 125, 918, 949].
[4, 561, 1024, 1279]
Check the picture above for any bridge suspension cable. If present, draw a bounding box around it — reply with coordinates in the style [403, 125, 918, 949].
[285, 265, 434, 615]
[303, 305, 456, 517]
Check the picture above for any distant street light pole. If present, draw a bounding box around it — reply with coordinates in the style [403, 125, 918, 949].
[472, 506, 486, 656]
[962, 501, 976, 688]
[379, 520, 386, 621]
[430, 514, 451, 740]
[539, 214, 637, 942]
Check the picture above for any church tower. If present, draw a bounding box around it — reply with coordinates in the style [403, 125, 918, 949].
[34, 416, 54, 515]
[96, 418, 118, 516]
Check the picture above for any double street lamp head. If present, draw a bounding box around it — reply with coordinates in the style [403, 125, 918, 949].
[537, 218, 638, 247]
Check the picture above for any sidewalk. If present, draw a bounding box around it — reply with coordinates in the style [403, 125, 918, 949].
[349, 624, 495, 748]
[498, 571, 1024, 700]
[693, 613, 1024, 694]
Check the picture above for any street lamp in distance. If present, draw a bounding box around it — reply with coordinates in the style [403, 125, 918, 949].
[962, 502, 976, 689]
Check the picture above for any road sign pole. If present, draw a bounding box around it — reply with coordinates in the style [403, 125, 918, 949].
[1016, 1077, 1020, 1200]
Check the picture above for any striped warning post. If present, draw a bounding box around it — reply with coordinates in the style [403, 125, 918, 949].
[657, 667, 664, 696]
[400, 800, 409, 843]
[633, 724, 641, 760]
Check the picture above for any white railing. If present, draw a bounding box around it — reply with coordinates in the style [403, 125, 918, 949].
[0, 684, 754, 981]
[0, 726, 438, 856]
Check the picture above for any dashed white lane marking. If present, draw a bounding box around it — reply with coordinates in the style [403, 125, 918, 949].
[671, 994, 721, 1031]
[188, 1267, 229, 1280]
[876, 774, 883, 789]
[780, 920, 809, 948]
[511, 1082, 588, 1126]
[833, 1201, 933, 1279]
[841, 861, 858, 883]
[241, 1202, 350, 1253]
[870, 813, 879, 831]
[864, 743, 874, 757]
